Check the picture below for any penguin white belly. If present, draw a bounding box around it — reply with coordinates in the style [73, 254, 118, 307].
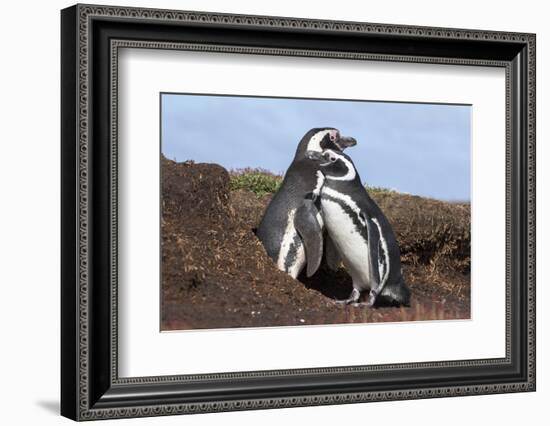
[287, 237, 306, 279]
[276, 209, 306, 278]
[320, 198, 371, 287]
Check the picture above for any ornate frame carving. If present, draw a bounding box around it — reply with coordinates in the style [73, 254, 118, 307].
[61, 4, 535, 421]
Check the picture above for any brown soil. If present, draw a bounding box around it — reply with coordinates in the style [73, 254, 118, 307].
[161, 157, 470, 331]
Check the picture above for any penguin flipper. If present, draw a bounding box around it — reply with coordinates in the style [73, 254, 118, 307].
[365, 216, 382, 307]
[294, 200, 324, 277]
[325, 235, 342, 271]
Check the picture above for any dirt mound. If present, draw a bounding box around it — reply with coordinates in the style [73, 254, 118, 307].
[161, 157, 470, 330]
[375, 192, 470, 270]
[162, 159, 229, 218]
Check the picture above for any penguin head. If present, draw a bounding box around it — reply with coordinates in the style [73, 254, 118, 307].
[295, 128, 357, 159]
[306, 149, 357, 181]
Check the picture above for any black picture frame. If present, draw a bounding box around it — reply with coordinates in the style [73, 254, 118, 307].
[61, 3, 536, 421]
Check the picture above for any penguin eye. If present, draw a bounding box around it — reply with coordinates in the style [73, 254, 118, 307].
[330, 156, 336, 161]
[329, 135, 336, 141]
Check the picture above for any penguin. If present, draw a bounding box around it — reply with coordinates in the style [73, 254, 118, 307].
[256, 128, 357, 278]
[305, 149, 411, 307]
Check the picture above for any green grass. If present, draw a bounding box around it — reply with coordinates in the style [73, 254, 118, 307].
[364, 184, 397, 196]
[229, 169, 283, 196]
[229, 169, 396, 197]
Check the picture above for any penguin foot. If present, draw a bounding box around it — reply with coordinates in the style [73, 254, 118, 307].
[334, 298, 354, 305]
[334, 288, 361, 305]
[366, 290, 379, 308]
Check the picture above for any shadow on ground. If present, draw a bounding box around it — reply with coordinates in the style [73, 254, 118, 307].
[36, 400, 59, 416]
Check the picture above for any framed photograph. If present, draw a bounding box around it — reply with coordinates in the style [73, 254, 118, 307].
[61, 4, 536, 421]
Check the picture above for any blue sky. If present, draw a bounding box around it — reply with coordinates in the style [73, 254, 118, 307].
[161, 94, 471, 201]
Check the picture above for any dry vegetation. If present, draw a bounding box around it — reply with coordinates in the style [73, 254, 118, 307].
[161, 157, 470, 330]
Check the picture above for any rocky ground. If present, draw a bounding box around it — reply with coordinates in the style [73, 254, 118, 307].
[161, 156, 471, 330]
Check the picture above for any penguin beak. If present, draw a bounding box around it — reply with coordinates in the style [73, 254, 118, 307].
[338, 136, 357, 149]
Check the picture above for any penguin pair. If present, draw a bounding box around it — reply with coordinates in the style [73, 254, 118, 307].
[257, 128, 409, 307]
[306, 149, 411, 307]
[256, 128, 357, 279]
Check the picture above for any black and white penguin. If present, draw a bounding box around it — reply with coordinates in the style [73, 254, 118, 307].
[306, 149, 411, 307]
[256, 128, 357, 278]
